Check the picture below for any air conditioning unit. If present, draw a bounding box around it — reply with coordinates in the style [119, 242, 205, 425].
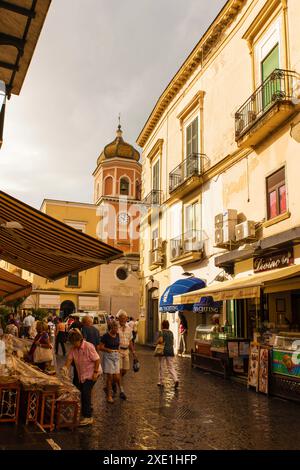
[152, 249, 164, 265]
[215, 228, 224, 245]
[215, 210, 237, 229]
[152, 238, 162, 251]
[215, 213, 223, 228]
[235, 220, 256, 242]
[171, 245, 182, 259]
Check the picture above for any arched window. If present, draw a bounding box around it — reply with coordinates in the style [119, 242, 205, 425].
[120, 177, 130, 196]
[104, 176, 113, 195]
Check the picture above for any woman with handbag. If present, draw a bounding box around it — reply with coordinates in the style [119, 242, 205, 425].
[28, 321, 53, 371]
[156, 320, 179, 389]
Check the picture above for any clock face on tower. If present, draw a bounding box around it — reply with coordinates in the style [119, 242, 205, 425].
[118, 212, 130, 225]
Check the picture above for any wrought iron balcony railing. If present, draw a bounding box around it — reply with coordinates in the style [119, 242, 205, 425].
[169, 153, 208, 193]
[142, 190, 163, 206]
[170, 230, 204, 260]
[235, 69, 299, 139]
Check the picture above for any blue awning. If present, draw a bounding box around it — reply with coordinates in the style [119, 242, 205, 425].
[193, 296, 222, 313]
[159, 278, 206, 313]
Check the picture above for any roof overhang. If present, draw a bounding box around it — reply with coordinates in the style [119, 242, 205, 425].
[0, 266, 31, 302]
[0, 0, 51, 96]
[0, 191, 123, 280]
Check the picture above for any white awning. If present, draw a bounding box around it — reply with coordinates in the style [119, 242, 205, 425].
[174, 264, 300, 304]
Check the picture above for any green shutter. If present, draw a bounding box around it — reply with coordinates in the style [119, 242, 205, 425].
[261, 44, 280, 109]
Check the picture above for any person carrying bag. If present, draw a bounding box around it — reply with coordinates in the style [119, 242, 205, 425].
[28, 321, 53, 371]
[156, 320, 179, 389]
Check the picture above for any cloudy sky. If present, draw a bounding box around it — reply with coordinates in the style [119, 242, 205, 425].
[1, 0, 226, 208]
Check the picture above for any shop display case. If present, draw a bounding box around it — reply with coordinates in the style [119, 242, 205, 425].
[272, 333, 300, 380]
[194, 325, 216, 356]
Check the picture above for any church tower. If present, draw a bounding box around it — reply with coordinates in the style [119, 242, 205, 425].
[93, 124, 142, 315]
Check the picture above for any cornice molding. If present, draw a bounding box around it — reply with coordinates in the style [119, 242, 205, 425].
[146, 138, 164, 162]
[243, 0, 282, 45]
[136, 0, 247, 148]
[177, 91, 205, 124]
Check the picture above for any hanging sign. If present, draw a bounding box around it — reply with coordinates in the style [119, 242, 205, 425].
[254, 249, 294, 273]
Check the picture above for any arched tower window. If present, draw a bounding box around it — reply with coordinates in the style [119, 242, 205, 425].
[104, 176, 113, 195]
[120, 177, 130, 196]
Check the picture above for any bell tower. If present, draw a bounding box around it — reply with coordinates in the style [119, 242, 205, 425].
[92, 123, 142, 316]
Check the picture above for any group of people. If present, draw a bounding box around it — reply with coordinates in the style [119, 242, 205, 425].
[62, 309, 137, 426]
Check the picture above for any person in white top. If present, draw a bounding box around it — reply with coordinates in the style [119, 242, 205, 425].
[117, 310, 136, 400]
[23, 313, 35, 338]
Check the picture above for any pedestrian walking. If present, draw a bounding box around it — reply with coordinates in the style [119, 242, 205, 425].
[117, 310, 137, 400]
[23, 312, 35, 338]
[63, 329, 101, 427]
[28, 321, 53, 372]
[178, 312, 188, 356]
[81, 316, 101, 350]
[69, 315, 82, 331]
[156, 320, 179, 389]
[55, 318, 66, 356]
[99, 320, 121, 404]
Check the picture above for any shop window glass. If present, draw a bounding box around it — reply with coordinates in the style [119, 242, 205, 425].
[279, 184, 287, 213]
[266, 167, 286, 219]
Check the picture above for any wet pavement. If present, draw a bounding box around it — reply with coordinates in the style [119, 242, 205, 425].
[1, 346, 300, 450]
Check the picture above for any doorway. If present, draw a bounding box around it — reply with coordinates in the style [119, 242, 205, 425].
[147, 288, 159, 345]
[60, 300, 76, 319]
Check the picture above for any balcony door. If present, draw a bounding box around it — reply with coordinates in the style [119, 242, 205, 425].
[185, 117, 199, 177]
[152, 159, 160, 191]
[261, 43, 280, 109]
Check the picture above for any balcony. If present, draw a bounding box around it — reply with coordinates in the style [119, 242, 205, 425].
[169, 153, 208, 196]
[170, 230, 205, 266]
[235, 69, 300, 148]
[142, 189, 163, 206]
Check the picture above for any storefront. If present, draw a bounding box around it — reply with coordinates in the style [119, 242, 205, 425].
[159, 277, 206, 353]
[174, 257, 300, 399]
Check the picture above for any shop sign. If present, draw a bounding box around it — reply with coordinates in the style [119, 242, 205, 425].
[254, 250, 293, 273]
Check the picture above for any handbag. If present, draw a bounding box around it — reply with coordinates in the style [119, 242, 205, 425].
[154, 342, 165, 357]
[33, 344, 53, 363]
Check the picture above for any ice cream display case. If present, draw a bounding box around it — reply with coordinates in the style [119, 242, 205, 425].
[272, 333, 300, 380]
[193, 325, 215, 356]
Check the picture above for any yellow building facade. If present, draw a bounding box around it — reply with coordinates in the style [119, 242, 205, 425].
[137, 0, 300, 349]
[23, 200, 101, 315]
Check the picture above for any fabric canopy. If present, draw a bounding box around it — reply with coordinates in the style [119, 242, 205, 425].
[159, 277, 206, 312]
[0, 191, 123, 280]
[174, 264, 300, 305]
[0, 267, 32, 302]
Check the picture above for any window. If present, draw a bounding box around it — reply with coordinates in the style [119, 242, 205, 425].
[152, 160, 160, 191]
[185, 201, 200, 233]
[266, 167, 286, 220]
[104, 176, 113, 195]
[67, 273, 79, 287]
[152, 228, 159, 250]
[186, 117, 199, 157]
[120, 178, 130, 196]
[116, 267, 128, 281]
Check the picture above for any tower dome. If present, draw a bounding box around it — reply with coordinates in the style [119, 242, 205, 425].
[97, 125, 140, 165]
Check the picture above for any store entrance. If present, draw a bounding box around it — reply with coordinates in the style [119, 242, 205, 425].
[291, 291, 300, 329]
[147, 289, 159, 345]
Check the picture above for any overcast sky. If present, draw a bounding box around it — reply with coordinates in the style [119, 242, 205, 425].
[0, 0, 226, 208]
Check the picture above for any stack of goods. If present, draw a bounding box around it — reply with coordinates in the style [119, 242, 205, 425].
[0, 334, 80, 429]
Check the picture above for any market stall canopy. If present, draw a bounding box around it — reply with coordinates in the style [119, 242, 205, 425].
[174, 264, 300, 305]
[159, 277, 206, 313]
[0, 267, 31, 302]
[0, 0, 51, 96]
[0, 191, 123, 280]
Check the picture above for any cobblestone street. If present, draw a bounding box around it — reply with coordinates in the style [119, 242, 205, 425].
[1, 346, 300, 451]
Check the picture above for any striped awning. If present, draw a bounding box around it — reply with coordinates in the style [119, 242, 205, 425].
[0, 191, 123, 280]
[0, 267, 32, 302]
